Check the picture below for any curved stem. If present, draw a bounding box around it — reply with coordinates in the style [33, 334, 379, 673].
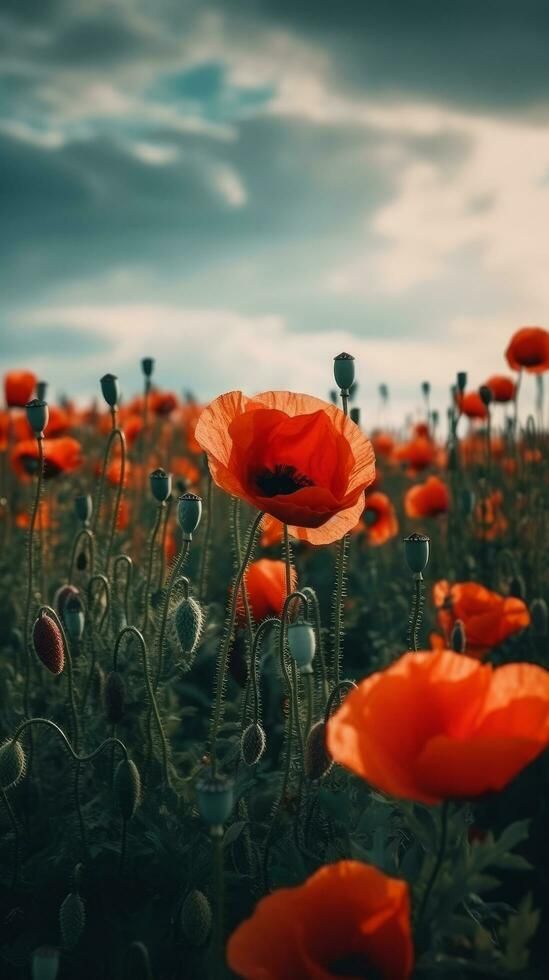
[92, 424, 126, 574]
[324, 679, 357, 725]
[23, 436, 44, 718]
[115, 625, 170, 785]
[198, 470, 214, 601]
[113, 555, 133, 627]
[302, 587, 329, 705]
[141, 504, 164, 632]
[68, 527, 95, 583]
[12, 717, 129, 765]
[153, 542, 191, 693]
[86, 574, 111, 634]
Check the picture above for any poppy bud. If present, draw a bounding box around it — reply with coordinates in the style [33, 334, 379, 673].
[59, 892, 85, 949]
[36, 381, 48, 401]
[54, 584, 79, 618]
[509, 575, 526, 600]
[74, 494, 93, 525]
[431, 409, 439, 427]
[451, 619, 466, 653]
[177, 492, 202, 541]
[403, 533, 430, 575]
[333, 352, 355, 392]
[421, 381, 430, 398]
[100, 373, 120, 408]
[379, 383, 389, 401]
[530, 598, 548, 637]
[349, 407, 360, 426]
[304, 721, 332, 780]
[0, 739, 26, 791]
[174, 596, 203, 667]
[113, 758, 141, 820]
[32, 947, 60, 980]
[196, 773, 234, 830]
[26, 398, 49, 437]
[479, 385, 493, 407]
[329, 389, 338, 404]
[141, 357, 155, 378]
[287, 620, 316, 672]
[149, 467, 172, 503]
[33, 610, 65, 675]
[104, 671, 125, 723]
[180, 890, 212, 947]
[456, 371, 467, 393]
[241, 722, 266, 766]
[64, 595, 85, 641]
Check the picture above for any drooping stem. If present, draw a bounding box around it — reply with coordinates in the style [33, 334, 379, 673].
[323, 679, 357, 725]
[141, 503, 164, 632]
[302, 586, 329, 705]
[153, 541, 191, 693]
[113, 555, 133, 628]
[23, 436, 44, 718]
[210, 512, 264, 777]
[198, 470, 214, 601]
[92, 420, 126, 575]
[417, 801, 450, 925]
[115, 625, 170, 785]
[68, 528, 95, 584]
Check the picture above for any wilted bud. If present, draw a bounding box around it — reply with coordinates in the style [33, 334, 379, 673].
[451, 619, 466, 653]
[113, 758, 141, 820]
[149, 467, 172, 503]
[196, 773, 234, 830]
[530, 598, 548, 637]
[32, 946, 60, 980]
[104, 671, 125, 723]
[174, 596, 203, 668]
[180, 890, 212, 947]
[349, 406, 360, 426]
[304, 721, 333, 780]
[33, 610, 65, 675]
[0, 739, 26, 791]
[64, 595, 85, 642]
[100, 373, 119, 408]
[333, 352, 355, 392]
[59, 892, 85, 949]
[479, 385, 493, 407]
[74, 494, 93, 525]
[403, 533, 430, 575]
[177, 493, 202, 540]
[287, 620, 316, 672]
[240, 722, 266, 766]
[26, 399, 49, 437]
[456, 371, 467, 393]
[141, 357, 155, 378]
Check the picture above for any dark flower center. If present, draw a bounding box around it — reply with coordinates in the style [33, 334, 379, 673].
[21, 455, 62, 479]
[363, 507, 379, 527]
[254, 464, 314, 497]
[519, 349, 544, 366]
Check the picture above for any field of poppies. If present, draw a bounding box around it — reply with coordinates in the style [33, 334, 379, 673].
[1, 325, 548, 980]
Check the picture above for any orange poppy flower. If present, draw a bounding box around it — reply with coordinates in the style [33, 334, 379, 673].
[474, 490, 508, 540]
[4, 370, 36, 408]
[394, 436, 436, 473]
[43, 404, 71, 437]
[238, 559, 297, 624]
[195, 391, 376, 545]
[123, 413, 144, 446]
[433, 580, 529, 657]
[405, 475, 450, 518]
[15, 500, 55, 530]
[505, 326, 549, 373]
[260, 514, 285, 547]
[227, 860, 413, 980]
[484, 375, 516, 403]
[371, 431, 395, 458]
[457, 391, 488, 420]
[180, 401, 205, 455]
[327, 647, 549, 804]
[360, 491, 399, 545]
[11, 437, 82, 480]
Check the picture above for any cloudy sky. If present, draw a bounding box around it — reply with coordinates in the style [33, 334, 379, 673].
[2, 0, 549, 422]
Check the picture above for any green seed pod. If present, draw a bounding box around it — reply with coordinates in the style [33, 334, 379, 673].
[451, 619, 466, 654]
[26, 398, 49, 436]
[0, 739, 26, 791]
[304, 721, 333, 781]
[59, 892, 85, 949]
[333, 352, 355, 392]
[240, 722, 266, 766]
[150, 467, 172, 503]
[74, 494, 93, 525]
[141, 357, 155, 378]
[287, 620, 316, 672]
[349, 406, 360, 426]
[456, 371, 467, 393]
[403, 533, 430, 575]
[479, 384, 493, 406]
[114, 758, 141, 820]
[104, 671, 125, 723]
[177, 492, 202, 540]
[174, 596, 203, 667]
[196, 774, 234, 829]
[100, 373, 119, 408]
[530, 598, 548, 637]
[32, 946, 60, 980]
[36, 381, 48, 401]
[421, 380, 430, 398]
[180, 890, 212, 947]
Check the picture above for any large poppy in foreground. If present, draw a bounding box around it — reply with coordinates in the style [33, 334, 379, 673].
[11, 437, 83, 479]
[195, 391, 376, 544]
[434, 580, 527, 656]
[327, 648, 549, 804]
[227, 860, 413, 980]
[505, 326, 549, 373]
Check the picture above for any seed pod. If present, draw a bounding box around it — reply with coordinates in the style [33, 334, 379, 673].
[54, 584, 79, 619]
[456, 371, 467, 393]
[349, 406, 360, 426]
[530, 598, 548, 637]
[174, 596, 203, 667]
[64, 595, 85, 641]
[287, 620, 316, 671]
[141, 357, 155, 378]
[32, 947, 60, 980]
[304, 721, 333, 781]
[59, 892, 85, 948]
[114, 758, 141, 820]
[0, 739, 26, 791]
[100, 373, 119, 408]
[451, 619, 466, 654]
[196, 774, 234, 829]
[479, 385, 493, 406]
[149, 467, 172, 502]
[33, 611, 65, 675]
[403, 533, 430, 575]
[180, 890, 212, 947]
[104, 671, 125, 723]
[26, 398, 49, 436]
[333, 352, 355, 391]
[74, 494, 93, 525]
[240, 722, 266, 766]
[177, 493, 202, 540]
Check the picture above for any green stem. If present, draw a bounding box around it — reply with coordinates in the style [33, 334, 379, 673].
[0, 785, 20, 890]
[199, 470, 214, 601]
[113, 555, 133, 628]
[23, 436, 44, 718]
[68, 528, 95, 583]
[153, 541, 190, 693]
[212, 832, 226, 980]
[417, 801, 450, 925]
[141, 504, 164, 632]
[331, 534, 349, 687]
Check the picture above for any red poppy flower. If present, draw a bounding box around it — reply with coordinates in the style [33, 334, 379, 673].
[371, 431, 395, 458]
[474, 490, 508, 541]
[149, 390, 178, 416]
[505, 326, 549, 373]
[11, 437, 82, 479]
[360, 492, 399, 545]
[433, 580, 529, 657]
[484, 375, 516, 403]
[238, 559, 297, 624]
[405, 475, 450, 518]
[394, 436, 436, 472]
[327, 647, 549, 804]
[123, 413, 144, 446]
[457, 391, 488, 420]
[43, 405, 71, 437]
[172, 456, 201, 489]
[195, 391, 376, 545]
[4, 370, 36, 408]
[227, 860, 413, 980]
[15, 500, 54, 530]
